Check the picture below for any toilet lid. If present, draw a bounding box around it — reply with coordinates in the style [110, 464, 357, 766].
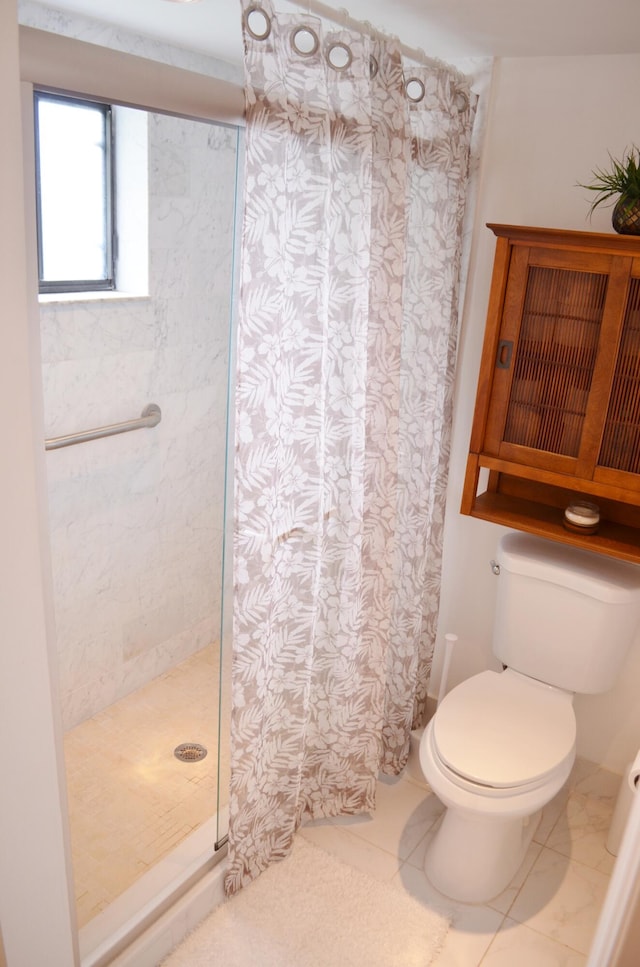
[433, 670, 576, 788]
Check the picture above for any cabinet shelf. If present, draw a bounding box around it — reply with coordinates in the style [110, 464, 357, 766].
[470, 490, 640, 564]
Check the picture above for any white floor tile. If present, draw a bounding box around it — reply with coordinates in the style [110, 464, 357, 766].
[329, 775, 444, 861]
[481, 918, 587, 966]
[534, 759, 621, 848]
[570, 760, 621, 801]
[545, 792, 616, 874]
[299, 821, 401, 881]
[394, 862, 505, 967]
[535, 784, 573, 845]
[404, 819, 439, 872]
[508, 847, 610, 955]
[487, 841, 543, 915]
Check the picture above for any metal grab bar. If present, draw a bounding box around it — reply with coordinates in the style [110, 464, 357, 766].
[45, 403, 161, 451]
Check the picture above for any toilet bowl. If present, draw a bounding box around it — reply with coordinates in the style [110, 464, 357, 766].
[419, 668, 576, 902]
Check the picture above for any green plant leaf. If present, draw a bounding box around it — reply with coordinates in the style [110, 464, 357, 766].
[577, 146, 640, 215]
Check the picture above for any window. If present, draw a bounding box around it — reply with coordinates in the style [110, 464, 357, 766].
[34, 92, 115, 294]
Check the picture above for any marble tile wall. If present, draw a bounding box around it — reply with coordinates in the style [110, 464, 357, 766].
[40, 111, 238, 729]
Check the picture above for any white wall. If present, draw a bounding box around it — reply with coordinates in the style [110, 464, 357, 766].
[0, 2, 77, 963]
[434, 53, 640, 774]
[18, 0, 242, 85]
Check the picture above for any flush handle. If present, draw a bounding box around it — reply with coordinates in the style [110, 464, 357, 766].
[496, 339, 513, 369]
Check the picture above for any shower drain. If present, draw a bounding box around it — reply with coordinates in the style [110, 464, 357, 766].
[174, 742, 208, 763]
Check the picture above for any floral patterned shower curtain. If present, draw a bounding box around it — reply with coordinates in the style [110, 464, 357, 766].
[226, 0, 477, 894]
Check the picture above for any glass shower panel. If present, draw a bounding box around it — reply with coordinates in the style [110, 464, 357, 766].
[215, 130, 242, 853]
[40, 107, 239, 929]
[216, 399, 234, 850]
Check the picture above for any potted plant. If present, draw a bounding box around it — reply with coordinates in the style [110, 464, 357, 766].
[579, 146, 640, 235]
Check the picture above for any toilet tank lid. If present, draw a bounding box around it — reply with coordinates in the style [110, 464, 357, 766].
[498, 533, 640, 603]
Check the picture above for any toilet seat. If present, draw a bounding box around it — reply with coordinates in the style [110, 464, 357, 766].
[433, 669, 576, 790]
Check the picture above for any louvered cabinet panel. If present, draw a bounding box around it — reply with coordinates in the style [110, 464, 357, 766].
[598, 277, 640, 474]
[462, 224, 640, 565]
[502, 265, 606, 458]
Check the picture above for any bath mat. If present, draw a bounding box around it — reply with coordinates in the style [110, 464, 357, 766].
[161, 836, 449, 967]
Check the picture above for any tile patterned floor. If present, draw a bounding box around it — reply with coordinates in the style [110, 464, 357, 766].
[64, 647, 620, 964]
[300, 755, 621, 966]
[63, 644, 228, 927]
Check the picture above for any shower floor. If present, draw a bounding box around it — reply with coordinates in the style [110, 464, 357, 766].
[63, 644, 229, 927]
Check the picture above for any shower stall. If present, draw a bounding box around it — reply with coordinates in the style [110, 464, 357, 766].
[36, 99, 241, 952]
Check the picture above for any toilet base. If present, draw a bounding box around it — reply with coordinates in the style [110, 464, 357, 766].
[425, 806, 541, 903]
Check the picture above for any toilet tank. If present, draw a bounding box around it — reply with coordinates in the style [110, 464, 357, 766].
[493, 533, 640, 694]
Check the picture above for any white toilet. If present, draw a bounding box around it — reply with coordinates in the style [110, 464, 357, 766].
[419, 531, 640, 903]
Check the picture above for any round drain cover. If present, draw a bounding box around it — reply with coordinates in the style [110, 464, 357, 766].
[174, 743, 208, 763]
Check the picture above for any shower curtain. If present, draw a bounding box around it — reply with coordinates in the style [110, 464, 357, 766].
[226, 0, 477, 894]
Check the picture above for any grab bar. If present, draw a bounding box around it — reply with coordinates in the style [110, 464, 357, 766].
[45, 403, 161, 451]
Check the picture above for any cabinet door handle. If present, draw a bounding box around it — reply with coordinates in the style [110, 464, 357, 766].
[496, 339, 513, 369]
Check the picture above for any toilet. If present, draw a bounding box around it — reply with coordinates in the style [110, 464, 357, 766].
[419, 531, 640, 903]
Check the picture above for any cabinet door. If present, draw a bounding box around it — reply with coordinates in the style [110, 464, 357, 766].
[595, 272, 640, 489]
[484, 246, 620, 475]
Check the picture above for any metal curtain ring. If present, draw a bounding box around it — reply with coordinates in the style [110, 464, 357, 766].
[369, 54, 379, 79]
[244, 5, 272, 41]
[326, 41, 353, 72]
[405, 77, 425, 103]
[290, 25, 320, 57]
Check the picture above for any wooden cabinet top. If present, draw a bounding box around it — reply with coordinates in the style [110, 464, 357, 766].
[487, 223, 640, 257]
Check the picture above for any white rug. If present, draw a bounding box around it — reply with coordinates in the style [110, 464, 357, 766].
[162, 837, 449, 967]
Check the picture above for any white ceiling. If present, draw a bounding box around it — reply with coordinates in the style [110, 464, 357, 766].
[35, 0, 640, 65]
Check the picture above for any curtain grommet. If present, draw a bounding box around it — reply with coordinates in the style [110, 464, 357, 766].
[369, 54, 379, 79]
[244, 5, 272, 41]
[405, 77, 426, 103]
[290, 25, 320, 57]
[326, 41, 353, 72]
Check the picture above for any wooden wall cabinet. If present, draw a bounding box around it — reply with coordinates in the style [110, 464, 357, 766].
[462, 223, 640, 563]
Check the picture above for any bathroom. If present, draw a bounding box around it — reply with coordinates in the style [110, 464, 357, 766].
[3, 0, 640, 965]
